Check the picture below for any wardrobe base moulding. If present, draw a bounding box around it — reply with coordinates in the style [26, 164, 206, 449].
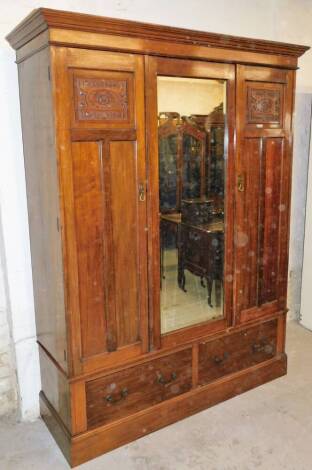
[40, 355, 287, 467]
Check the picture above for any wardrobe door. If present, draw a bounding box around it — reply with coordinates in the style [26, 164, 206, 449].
[235, 65, 295, 324]
[146, 57, 235, 349]
[52, 48, 148, 374]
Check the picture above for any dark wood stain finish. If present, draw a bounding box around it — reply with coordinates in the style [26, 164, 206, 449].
[6, 9, 307, 468]
[52, 48, 149, 373]
[7, 8, 308, 58]
[86, 348, 192, 429]
[145, 56, 236, 350]
[41, 355, 287, 467]
[198, 319, 277, 385]
[39, 346, 71, 432]
[235, 65, 294, 324]
[72, 141, 109, 357]
[17, 46, 68, 372]
[71, 69, 135, 128]
[73, 74, 129, 122]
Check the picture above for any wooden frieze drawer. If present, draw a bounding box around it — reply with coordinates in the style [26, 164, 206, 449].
[198, 320, 278, 385]
[86, 348, 192, 429]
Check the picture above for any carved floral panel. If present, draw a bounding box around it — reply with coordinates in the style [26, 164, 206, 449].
[247, 87, 282, 124]
[74, 76, 129, 122]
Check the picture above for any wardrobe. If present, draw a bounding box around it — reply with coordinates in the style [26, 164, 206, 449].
[7, 8, 309, 467]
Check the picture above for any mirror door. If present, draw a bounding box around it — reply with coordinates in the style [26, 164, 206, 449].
[146, 57, 235, 349]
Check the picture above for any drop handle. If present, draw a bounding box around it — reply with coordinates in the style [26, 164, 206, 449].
[252, 342, 274, 354]
[237, 174, 245, 192]
[138, 183, 146, 202]
[213, 352, 229, 365]
[157, 372, 177, 385]
[105, 387, 128, 404]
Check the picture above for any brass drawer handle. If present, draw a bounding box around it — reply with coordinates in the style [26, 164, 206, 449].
[105, 387, 128, 404]
[213, 352, 229, 365]
[157, 372, 177, 385]
[252, 342, 274, 355]
[252, 343, 264, 353]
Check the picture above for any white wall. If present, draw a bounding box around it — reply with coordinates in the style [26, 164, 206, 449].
[300, 141, 312, 330]
[0, 49, 39, 419]
[0, 0, 311, 420]
[0, 211, 17, 416]
[273, 0, 312, 329]
[158, 78, 224, 116]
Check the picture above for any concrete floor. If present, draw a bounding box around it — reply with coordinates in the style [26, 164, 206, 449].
[0, 321, 311, 470]
[161, 247, 223, 333]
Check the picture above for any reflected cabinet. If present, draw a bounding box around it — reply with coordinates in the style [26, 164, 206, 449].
[153, 62, 231, 336]
[7, 9, 309, 467]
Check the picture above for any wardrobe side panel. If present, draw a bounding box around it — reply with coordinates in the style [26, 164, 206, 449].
[18, 47, 68, 371]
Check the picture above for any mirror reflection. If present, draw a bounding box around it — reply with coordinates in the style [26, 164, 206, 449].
[158, 76, 226, 334]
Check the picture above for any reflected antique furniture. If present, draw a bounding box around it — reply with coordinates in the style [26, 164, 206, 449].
[178, 220, 224, 307]
[206, 104, 225, 213]
[181, 197, 213, 225]
[191, 104, 225, 214]
[206, 104, 225, 196]
[158, 113, 206, 212]
[178, 197, 223, 305]
[159, 113, 211, 286]
[160, 205, 223, 304]
[7, 8, 309, 467]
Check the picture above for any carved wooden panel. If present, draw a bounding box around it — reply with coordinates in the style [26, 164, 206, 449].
[74, 77, 128, 121]
[72, 69, 134, 127]
[247, 85, 282, 125]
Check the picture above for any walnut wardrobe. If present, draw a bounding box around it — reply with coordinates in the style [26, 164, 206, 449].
[7, 9, 309, 467]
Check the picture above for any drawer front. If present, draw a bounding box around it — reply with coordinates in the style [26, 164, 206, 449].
[86, 349, 192, 428]
[198, 319, 277, 385]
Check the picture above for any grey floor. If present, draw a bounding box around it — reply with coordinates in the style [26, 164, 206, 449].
[0, 321, 311, 470]
[161, 248, 223, 333]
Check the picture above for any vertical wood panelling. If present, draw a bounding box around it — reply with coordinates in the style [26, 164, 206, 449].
[260, 138, 283, 303]
[99, 139, 118, 353]
[72, 137, 146, 358]
[277, 70, 295, 310]
[109, 141, 140, 346]
[72, 142, 107, 358]
[235, 65, 293, 324]
[56, 50, 149, 370]
[236, 137, 283, 311]
[236, 138, 262, 312]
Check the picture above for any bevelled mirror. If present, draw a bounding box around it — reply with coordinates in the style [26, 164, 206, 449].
[158, 76, 227, 334]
